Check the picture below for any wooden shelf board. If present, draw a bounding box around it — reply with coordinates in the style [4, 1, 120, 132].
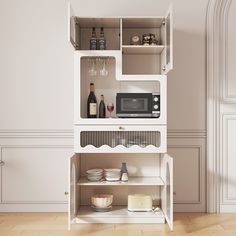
[73, 206, 165, 224]
[77, 177, 165, 186]
[122, 45, 164, 55]
[122, 18, 164, 28]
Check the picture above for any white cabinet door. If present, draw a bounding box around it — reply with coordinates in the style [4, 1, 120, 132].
[164, 5, 173, 74]
[1, 148, 68, 203]
[161, 153, 173, 230]
[69, 154, 80, 225]
[68, 2, 79, 49]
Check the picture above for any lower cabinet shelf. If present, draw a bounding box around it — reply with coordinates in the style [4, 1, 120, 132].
[72, 206, 165, 224]
[77, 177, 165, 186]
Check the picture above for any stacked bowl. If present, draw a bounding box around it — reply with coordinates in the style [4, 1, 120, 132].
[86, 169, 103, 182]
[104, 168, 121, 181]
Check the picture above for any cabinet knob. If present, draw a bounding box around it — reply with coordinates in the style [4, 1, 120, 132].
[0, 161, 5, 166]
[118, 126, 124, 130]
[64, 192, 69, 196]
[162, 66, 166, 71]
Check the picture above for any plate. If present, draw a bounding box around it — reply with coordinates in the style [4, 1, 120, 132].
[105, 177, 120, 181]
[91, 205, 112, 212]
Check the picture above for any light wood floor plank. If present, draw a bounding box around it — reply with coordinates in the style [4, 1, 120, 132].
[0, 213, 236, 236]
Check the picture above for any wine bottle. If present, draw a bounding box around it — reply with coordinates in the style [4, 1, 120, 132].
[99, 94, 106, 118]
[98, 27, 106, 50]
[87, 83, 97, 118]
[90, 27, 97, 50]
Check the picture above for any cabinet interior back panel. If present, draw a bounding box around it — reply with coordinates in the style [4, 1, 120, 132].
[80, 58, 160, 118]
[122, 54, 161, 75]
[122, 28, 161, 45]
[80, 28, 120, 50]
[80, 153, 160, 177]
[80, 186, 160, 206]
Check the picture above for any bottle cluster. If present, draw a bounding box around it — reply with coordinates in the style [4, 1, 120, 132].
[87, 83, 106, 118]
[90, 27, 106, 50]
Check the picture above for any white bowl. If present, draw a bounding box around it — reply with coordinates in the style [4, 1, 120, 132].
[86, 169, 103, 174]
[91, 194, 113, 208]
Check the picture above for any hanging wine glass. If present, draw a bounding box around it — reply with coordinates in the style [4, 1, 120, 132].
[99, 58, 108, 77]
[88, 58, 97, 76]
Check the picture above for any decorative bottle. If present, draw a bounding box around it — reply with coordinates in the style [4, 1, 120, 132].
[120, 162, 128, 182]
[98, 27, 106, 50]
[90, 27, 97, 50]
[99, 94, 106, 118]
[87, 83, 97, 118]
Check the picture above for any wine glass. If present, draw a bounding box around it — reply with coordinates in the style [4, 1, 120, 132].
[99, 58, 108, 77]
[107, 102, 114, 118]
[88, 58, 97, 76]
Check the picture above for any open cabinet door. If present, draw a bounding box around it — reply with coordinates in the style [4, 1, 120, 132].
[161, 154, 173, 231]
[68, 154, 80, 229]
[68, 2, 79, 49]
[164, 5, 173, 74]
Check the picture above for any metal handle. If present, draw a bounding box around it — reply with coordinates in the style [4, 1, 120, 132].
[0, 161, 5, 166]
[162, 66, 166, 71]
[64, 192, 69, 196]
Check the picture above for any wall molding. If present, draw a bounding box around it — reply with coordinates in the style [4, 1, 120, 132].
[207, 0, 233, 213]
[168, 145, 203, 205]
[221, 113, 236, 203]
[221, 0, 236, 102]
[0, 129, 73, 139]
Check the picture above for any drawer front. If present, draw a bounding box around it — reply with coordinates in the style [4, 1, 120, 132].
[74, 125, 166, 153]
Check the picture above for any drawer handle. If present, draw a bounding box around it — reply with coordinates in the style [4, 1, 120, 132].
[0, 161, 5, 166]
[118, 126, 124, 130]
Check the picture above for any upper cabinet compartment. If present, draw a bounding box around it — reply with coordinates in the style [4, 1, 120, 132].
[68, 5, 121, 51]
[121, 7, 173, 76]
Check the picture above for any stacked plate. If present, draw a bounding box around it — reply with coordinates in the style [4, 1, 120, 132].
[104, 169, 121, 182]
[86, 169, 103, 182]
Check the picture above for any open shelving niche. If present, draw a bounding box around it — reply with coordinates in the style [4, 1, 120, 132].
[74, 50, 167, 125]
[70, 153, 173, 225]
[68, 2, 173, 231]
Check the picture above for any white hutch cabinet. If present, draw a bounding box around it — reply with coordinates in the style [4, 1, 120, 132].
[68, 3, 173, 230]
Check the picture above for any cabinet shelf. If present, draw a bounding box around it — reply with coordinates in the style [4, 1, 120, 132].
[122, 45, 164, 55]
[74, 118, 166, 125]
[73, 206, 165, 224]
[77, 177, 165, 186]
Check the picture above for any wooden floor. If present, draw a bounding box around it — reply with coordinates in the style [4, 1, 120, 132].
[1, 213, 236, 236]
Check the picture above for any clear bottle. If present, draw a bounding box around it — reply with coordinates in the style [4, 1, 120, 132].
[98, 27, 106, 50]
[87, 83, 97, 118]
[99, 94, 106, 118]
[90, 27, 97, 50]
[120, 162, 128, 182]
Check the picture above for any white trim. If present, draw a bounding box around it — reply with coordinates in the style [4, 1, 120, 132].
[207, 0, 233, 213]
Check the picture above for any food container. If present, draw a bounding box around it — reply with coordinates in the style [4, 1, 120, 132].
[142, 40, 150, 46]
[150, 39, 158, 45]
[130, 35, 141, 45]
[142, 33, 151, 41]
[91, 194, 113, 208]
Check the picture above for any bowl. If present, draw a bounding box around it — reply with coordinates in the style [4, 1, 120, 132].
[91, 194, 113, 208]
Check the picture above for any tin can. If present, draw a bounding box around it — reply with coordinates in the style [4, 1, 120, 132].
[142, 33, 151, 42]
[150, 39, 158, 45]
[142, 40, 150, 46]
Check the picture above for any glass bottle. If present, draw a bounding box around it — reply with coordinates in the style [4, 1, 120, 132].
[99, 94, 106, 118]
[90, 27, 97, 50]
[87, 83, 97, 118]
[120, 162, 128, 182]
[98, 27, 106, 50]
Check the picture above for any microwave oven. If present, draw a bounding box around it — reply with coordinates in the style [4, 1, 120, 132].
[116, 93, 160, 118]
